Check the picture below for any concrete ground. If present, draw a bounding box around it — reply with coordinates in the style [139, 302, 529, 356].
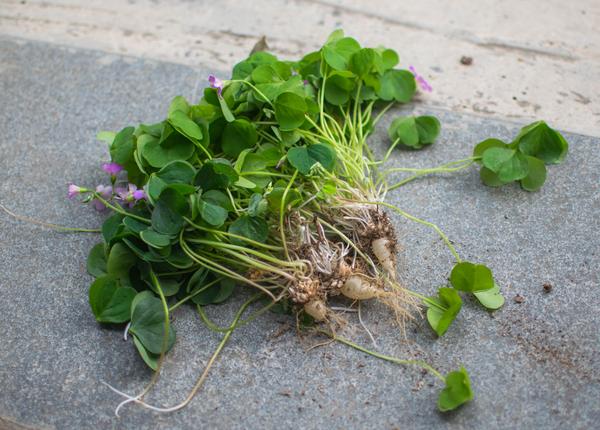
[0, 1, 599, 429]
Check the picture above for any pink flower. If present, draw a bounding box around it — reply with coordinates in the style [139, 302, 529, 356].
[102, 162, 123, 176]
[409, 66, 433, 92]
[208, 74, 224, 96]
[68, 184, 83, 199]
[116, 184, 146, 208]
[92, 185, 113, 211]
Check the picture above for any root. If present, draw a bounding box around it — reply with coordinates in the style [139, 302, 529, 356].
[340, 275, 382, 300]
[303, 299, 328, 321]
[371, 237, 396, 279]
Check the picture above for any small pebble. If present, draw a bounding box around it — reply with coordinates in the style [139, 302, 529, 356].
[514, 294, 525, 304]
[460, 56, 473, 65]
[543, 283, 553, 293]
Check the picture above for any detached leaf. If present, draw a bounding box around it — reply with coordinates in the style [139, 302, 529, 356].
[473, 138, 506, 160]
[514, 121, 568, 164]
[482, 147, 529, 182]
[89, 276, 137, 323]
[426, 287, 462, 336]
[438, 367, 473, 412]
[520, 156, 547, 192]
[450, 262, 494, 292]
[473, 283, 505, 310]
[388, 115, 440, 149]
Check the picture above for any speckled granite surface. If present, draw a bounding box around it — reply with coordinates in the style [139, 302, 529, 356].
[0, 37, 598, 429]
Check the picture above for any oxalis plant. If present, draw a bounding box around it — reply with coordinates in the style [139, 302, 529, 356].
[57, 29, 569, 415]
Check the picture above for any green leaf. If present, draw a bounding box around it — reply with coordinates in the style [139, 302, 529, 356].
[140, 229, 171, 249]
[322, 37, 361, 70]
[438, 367, 473, 412]
[482, 147, 529, 182]
[123, 217, 149, 234]
[221, 119, 258, 158]
[473, 138, 506, 160]
[197, 197, 229, 227]
[129, 293, 176, 354]
[473, 283, 505, 310]
[89, 276, 137, 323]
[520, 156, 547, 192]
[87, 243, 107, 277]
[349, 48, 375, 78]
[287, 143, 336, 175]
[381, 49, 399, 70]
[414, 116, 441, 145]
[218, 96, 235, 122]
[426, 287, 462, 336]
[324, 72, 355, 106]
[377, 69, 416, 102]
[151, 189, 187, 235]
[132, 336, 160, 370]
[106, 243, 136, 278]
[141, 126, 195, 168]
[168, 106, 203, 143]
[228, 215, 269, 245]
[101, 214, 124, 244]
[388, 117, 418, 147]
[193, 278, 237, 305]
[479, 167, 509, 187]
[514, 121, 568, 164]
[196, 159, 239, 190]
[110, 126, 135, 164]
[450, 262, 494, 292]
[156, 160, 196, 184]
[274, 92, 308, 131]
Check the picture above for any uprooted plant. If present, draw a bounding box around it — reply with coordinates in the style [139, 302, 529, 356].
[26, 29, 569, 414]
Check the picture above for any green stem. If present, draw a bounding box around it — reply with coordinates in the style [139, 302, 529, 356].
[359, 200, 462, 263]
[280, 169, 298, 260]
[385, 157, 479, 191]
[196, 297, 276, 333]
[94, 194, 151, 224]
[168, 277, 222, 312]
[318, 330, 446, 382]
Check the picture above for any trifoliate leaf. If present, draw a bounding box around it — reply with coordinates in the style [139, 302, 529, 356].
[426, 287, 462, 336]
[450, 262, 494, 292]
[438, 367, 473, 412]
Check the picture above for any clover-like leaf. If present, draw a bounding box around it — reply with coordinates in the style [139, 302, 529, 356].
[196, 158, 239, 190]
[221, 119, 258, 158]
[228, 215, 269, 245]
[139, 229, 171, 249]
[89, 276, 137, 323]
[482, 147, 529, 182]
[426, 287, 462, 336]
[450, 262, 494, 292]
[287, 143, 336, 175]
[274, 92, 308, 131]
[438, 367, 474, 412]
[473, 282, 505, 310]
[129, 292, 176, 355]
[87, 243, 107, 278]
[106, 243, 137, 279]
[197, 197, 229, 227]
[377, 69, 416, 103]
[520, 155, 547, 192]
[388, 115, 440, 149]
[514, 121, 568, 164]
[110, 126, 135, 165]
[193, 278, 237, 305]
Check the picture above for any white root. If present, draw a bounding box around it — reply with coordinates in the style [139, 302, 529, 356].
[340, 275, 380, 300]
[303, 299, 328, 321]
[372, 237, 396, 279]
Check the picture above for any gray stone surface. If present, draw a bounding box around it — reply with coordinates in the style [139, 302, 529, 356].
[0, 37, 598, 429]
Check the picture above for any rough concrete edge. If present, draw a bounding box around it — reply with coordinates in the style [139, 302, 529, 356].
[1, 33, 596, 140]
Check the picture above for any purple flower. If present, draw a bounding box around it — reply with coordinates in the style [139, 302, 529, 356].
[102, 162, 123, 176]
[409, 66, 433, 92]
[116, 183, 146, 208]
[68, 184, 83, 199]
[92, 185, 113, 211]
[208, 74, 224, 96]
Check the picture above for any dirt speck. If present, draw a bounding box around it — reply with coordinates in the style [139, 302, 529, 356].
[460, 56, 473, 65]
[514, 294, 525, 304]
[543, 283, 553, 293]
